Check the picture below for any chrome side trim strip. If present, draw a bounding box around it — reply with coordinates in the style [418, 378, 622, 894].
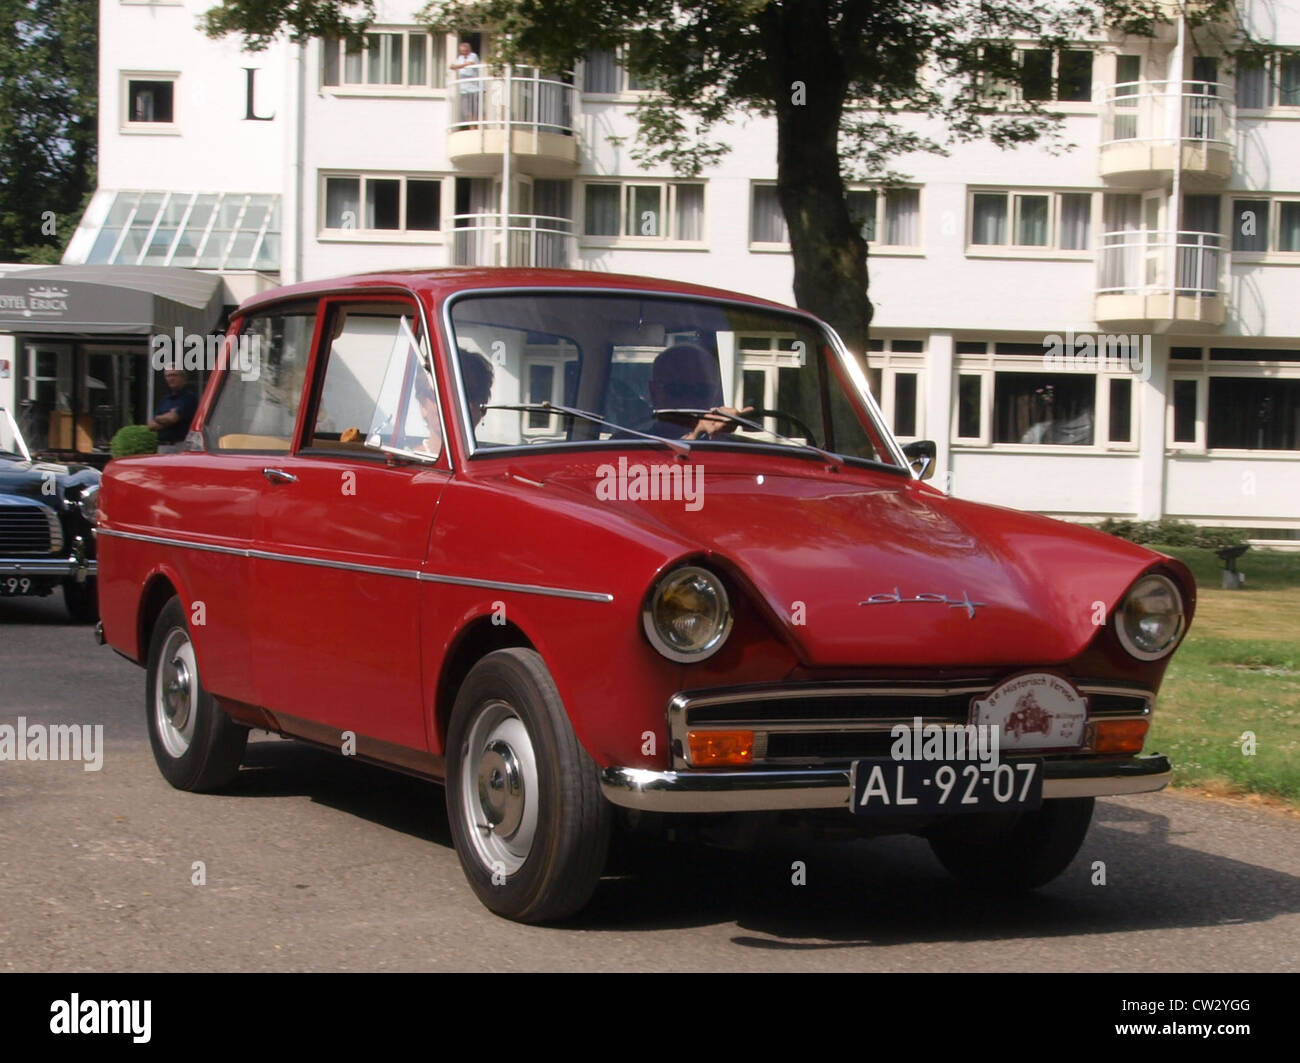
[417, 572, 613, 602]
[98, 527, 613, 602]
[248, 548, 415, 581]
[99, 528, 249, 557]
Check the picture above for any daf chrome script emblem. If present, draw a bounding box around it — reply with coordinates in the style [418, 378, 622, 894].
[860, 587, 987, 619]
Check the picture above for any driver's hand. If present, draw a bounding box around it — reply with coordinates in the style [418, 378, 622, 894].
[685, 405, 754, 441]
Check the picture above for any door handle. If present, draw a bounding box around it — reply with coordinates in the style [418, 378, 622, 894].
[262, 468, 298, 484]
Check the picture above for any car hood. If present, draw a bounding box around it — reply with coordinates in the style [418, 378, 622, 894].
[539, 460, 1180, 668]
[0, 456, 99, 499]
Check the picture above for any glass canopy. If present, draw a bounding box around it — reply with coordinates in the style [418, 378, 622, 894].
[63, 189, 281, 271]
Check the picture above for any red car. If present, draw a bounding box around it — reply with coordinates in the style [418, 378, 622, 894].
[96, 268, 1194, 922]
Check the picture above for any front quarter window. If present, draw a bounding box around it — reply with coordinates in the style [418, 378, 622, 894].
[206, 304, 316, 451]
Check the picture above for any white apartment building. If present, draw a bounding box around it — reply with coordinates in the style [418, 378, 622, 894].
[0, 0, 1296, 537]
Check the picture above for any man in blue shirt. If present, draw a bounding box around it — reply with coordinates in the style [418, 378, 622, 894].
[147, 369, 198, 452]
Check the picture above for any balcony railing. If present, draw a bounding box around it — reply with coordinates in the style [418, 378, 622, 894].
[1097, 229, 1224, 297]
[449, 66, 577, 137]
[1101, 80, 1233, 146]
[451, 213, 576, 268]
[1095, 228, 1226, 325]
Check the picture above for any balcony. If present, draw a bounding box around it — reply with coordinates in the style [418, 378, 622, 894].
[1100, 81, 1233, 188]
[1095, 229, 1226, 328]
[451, 213, 576, 268]
[448, 67, 579, 175]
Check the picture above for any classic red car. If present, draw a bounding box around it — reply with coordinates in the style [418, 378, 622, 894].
[96, 268, 1194, 923]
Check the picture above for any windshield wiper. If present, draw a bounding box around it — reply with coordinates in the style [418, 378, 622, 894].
[653, 408, 844, 468]
[483, 402, 692, 457]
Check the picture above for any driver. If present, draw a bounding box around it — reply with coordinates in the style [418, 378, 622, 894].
[646, 343, 752, 441]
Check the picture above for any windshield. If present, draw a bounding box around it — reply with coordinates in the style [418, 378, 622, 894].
[446, 292, 899, 468]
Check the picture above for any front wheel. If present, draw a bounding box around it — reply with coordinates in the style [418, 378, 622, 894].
[446, 648, 611, 923]
[927, 797, 1095, 892]
[145, 597, 248, 792]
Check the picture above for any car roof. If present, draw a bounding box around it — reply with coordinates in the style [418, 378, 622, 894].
[235, 267, 799, 318]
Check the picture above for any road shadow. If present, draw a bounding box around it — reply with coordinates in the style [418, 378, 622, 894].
[213, 737, 1300, 943]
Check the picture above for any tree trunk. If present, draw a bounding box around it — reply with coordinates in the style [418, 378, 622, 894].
[763, 0, 873, 363]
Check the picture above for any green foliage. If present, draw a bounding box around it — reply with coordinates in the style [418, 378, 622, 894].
[109, 425, 159, 458]
[0, 0, 98, 262]
[1097, 517, 1250, 552]
[200, 0, 1267, 356]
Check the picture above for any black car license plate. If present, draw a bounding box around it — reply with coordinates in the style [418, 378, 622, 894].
[850, 758, 1043, 814]
[0, 576, 38, 597]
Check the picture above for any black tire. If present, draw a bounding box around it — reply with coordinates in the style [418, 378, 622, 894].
[445, 648, 611, 923]
[63, 577, 98, 623]
[928, 797, 1095, 892]
[145, 597, 248, 792]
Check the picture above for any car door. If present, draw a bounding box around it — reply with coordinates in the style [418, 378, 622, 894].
[251, 295, 450, 754]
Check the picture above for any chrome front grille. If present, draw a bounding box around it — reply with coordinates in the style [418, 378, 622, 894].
[0, 504, 61, 555]
[669, 680, 1153, 768]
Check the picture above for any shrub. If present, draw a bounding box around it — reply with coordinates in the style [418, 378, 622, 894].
[1097, 517, 1248, 551]
[110, 425, 158, 458]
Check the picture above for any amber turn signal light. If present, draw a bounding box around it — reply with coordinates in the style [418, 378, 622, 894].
[688, 730, 754, 767]
[1094, 718, 1149, 754]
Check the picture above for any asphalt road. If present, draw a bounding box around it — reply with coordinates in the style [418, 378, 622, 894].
[2, 593, 1297, 972]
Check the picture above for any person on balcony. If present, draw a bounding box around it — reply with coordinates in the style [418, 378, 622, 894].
[450, 41, 482, 126]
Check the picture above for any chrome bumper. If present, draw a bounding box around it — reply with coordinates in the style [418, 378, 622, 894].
[600, 754, 1172, 813]
[0, 557, 97, 578]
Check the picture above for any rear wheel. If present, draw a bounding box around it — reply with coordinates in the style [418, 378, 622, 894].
[145, 597, 248, 792]
[928, 797, 1095, 891]
[446, 648, 611, 923]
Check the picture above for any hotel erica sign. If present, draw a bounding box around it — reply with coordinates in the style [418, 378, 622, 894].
[0, 286, 71, 319]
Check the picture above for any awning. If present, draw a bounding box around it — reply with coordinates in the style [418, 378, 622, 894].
[0, 265, 224, 336]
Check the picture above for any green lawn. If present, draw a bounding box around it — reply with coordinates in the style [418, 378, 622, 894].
[1146, 546, 1300, 804]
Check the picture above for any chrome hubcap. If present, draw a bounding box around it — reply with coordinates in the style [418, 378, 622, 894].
[154, 627, 198, 758]
[459, 701, 539, 878]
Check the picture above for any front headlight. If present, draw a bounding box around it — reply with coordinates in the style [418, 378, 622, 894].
[642, 565, 733, 663]
[1115, 573, 1185, 660]
[78, 484, 100, 523]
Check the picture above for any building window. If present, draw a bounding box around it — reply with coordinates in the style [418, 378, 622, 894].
[993, 373, 1095, 445]
[956, 374, 985, 441]
[1171, 378, 1199, 445]
[866, 339, 925, 440]
[979, 45, 1093, 103]
[1108, 378, 1132, 443]
[322, 30, 446, 90]
[751, 185, 921, 248]
[1208, 377, 1300, 450]
[1231, 197, 1300, 254]
[123, 74, 178, 129]
[969, 190, 1091, 251]
[321, 175, 442, 234]
[583, 181, 704, 242]
[581, 47, 648, 94]
[1235, 52, 1300, 109]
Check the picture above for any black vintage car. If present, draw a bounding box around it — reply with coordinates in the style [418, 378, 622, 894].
[0, 406, 99, 621]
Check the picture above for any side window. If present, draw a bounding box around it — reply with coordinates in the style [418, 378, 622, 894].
[206, 305, 317, 451]
[308, 301, 442, 461]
